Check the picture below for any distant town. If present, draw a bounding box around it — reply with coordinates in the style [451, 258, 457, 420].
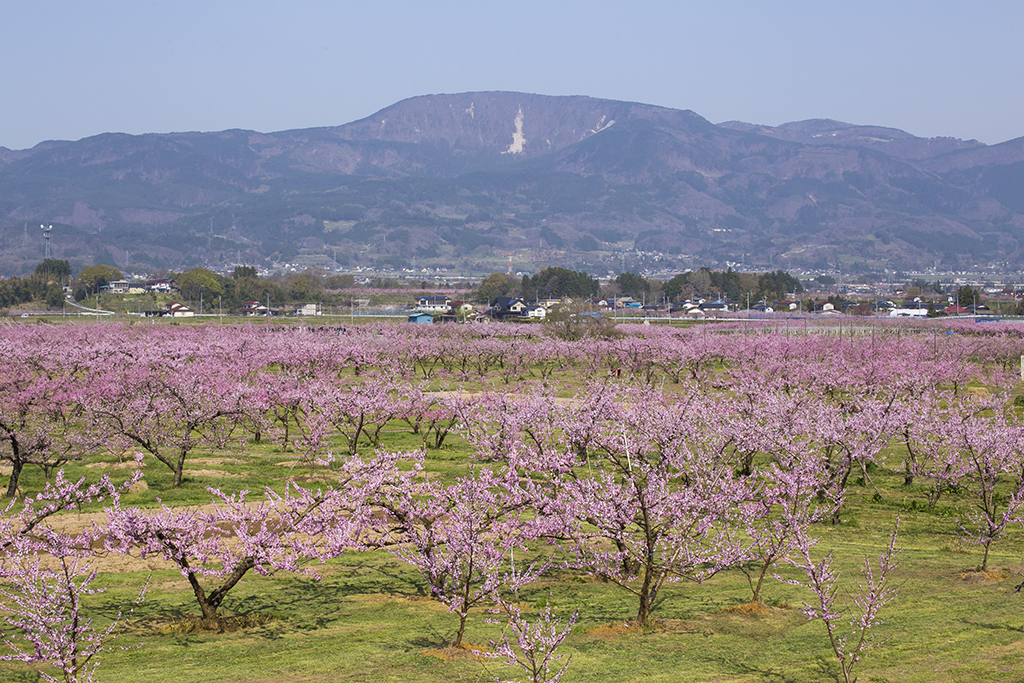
[2, 257, 1021, 321]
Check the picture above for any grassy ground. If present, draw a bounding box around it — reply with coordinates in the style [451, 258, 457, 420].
[4, 414, 1024, 682]
[58, 515, 1024, 683]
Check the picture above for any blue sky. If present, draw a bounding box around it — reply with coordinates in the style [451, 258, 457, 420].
[2, 0, 1022, 150]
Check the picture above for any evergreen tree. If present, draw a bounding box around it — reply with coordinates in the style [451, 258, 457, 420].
[614, 272, 650, 299]
[522, 267, 598, 300]
[957, 284, 980, 308]
[34, 259, 72, 281]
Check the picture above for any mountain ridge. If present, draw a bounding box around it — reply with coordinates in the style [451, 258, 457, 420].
[2, 91, 1024, 275]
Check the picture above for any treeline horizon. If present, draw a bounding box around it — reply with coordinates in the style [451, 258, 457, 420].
[4, 258, 1011, 314]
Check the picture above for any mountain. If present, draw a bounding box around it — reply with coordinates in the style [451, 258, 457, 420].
[2, 91, 1024, 276]
[716, 118, 985, 161]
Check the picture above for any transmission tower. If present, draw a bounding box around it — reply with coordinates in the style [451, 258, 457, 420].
[40, 224, 53, 259]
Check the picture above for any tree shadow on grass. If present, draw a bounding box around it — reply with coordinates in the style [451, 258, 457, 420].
[708, 653, 836, 683]
[706, 651, 783, 683]
[813, 657, 842, 683]
[359, 558, 429, 597]
[90, 559, 432, 642]
[958, 617, 1024, 634]
[406, 622, 457, 651]
[94, 591, 196, 630]
[222, 577, 342, 636]
[90, 578, 330, 641]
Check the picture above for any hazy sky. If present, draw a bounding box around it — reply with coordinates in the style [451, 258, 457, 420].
[2, 0, 1022, 150]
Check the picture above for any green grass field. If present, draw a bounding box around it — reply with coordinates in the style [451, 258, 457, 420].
[3, 407, 1024, 683]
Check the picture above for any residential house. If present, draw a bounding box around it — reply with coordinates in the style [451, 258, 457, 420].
[240, 301, 270, 316]
[775, 300, 800, 312]
[523, 304, 547, 320]
[490, 296, 528, 319]
[416, 295, 452, 312]
[103, 280, 130, 294]
[446, 301, 476, 320]
[164, 302, 194, 318]
[295, 303, 322, 316]
[145, 279, 177, 293]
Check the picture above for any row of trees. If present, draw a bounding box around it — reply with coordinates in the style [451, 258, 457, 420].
[154, 266, 352, 311]
[660, 268, 804, 303]
[2, 320, 1023, 681]
[18, 257, 1011, 320]
[1, 322, 1019, 570]
[0, 260, 72, 309]
[12, 261, 365, 313]
[477, 268, 1019, 314]
[8, 374, 1012, 680]
[3, 317, 1022, 497]
[476, 267, 601, 305]
[477, 267, 806, 307]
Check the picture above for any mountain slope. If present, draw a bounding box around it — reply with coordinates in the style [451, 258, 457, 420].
[717, 118, 985, 161]
[1, 91, 1023, 275]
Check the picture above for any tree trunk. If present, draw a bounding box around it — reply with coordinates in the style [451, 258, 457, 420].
[831, 465, 853, 524]
[186, 572, 223, 625]
[636, 591, 651, 625]
[453, 611, 468, 648]
[172, 448, 190, 487]
[186, 557, 256, 627]
[752, 566, 767, 604]
[739, 452, 754, 477]
[5, 458, 23, 498]
[452, 555, 474, 647]
[636, 562, 655, 625]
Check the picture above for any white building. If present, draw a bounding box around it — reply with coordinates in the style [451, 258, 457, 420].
[523, 304, 547, 320]
[889, 307, 928, 318]
[164, 302, 194, 318]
